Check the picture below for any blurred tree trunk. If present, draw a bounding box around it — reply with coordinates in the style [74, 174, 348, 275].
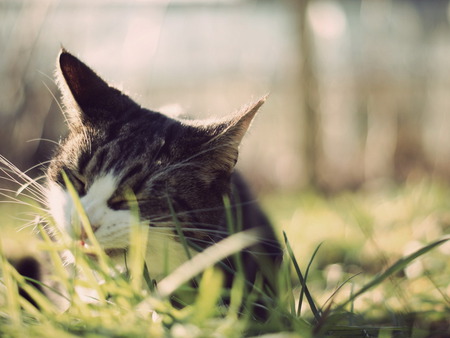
[298, 0, 321, 188]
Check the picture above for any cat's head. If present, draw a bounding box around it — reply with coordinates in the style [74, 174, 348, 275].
[46, 50, 266, 262]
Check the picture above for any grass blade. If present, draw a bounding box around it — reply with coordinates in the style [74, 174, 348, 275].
[337, 237, 450, 310]
[321, 272, 362, 311]
[157, 229, 260, 298]
[191, 267, 223, 324]
[166, 195, 192, 261]
[126, 190, 149, 293]
[298, 241, 322, 316]
[283, 231, 321, 322]
[61, 171, 110, 272]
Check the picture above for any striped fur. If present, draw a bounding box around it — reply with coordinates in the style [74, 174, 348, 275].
[48, 51, 282, 293]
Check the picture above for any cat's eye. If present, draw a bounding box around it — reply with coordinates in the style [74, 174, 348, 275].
[65, 170, 87, 195]
[108, 191, 141, 210]
[108, 195, 129, 210]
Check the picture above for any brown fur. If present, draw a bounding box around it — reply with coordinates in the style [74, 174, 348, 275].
[48, 50, 282, 317]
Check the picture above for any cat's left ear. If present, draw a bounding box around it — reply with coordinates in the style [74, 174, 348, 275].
[203, 95, 267, 174]
[56, 49, 138, 126]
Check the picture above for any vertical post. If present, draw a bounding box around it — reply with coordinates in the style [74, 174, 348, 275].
[298, 0, 321, 188]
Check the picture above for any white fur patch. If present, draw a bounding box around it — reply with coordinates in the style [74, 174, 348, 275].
[79, 174, 131, 249]
[47, 173, 127, 245]
[47, 180, 73, 236]
[47, 173, 193, 279]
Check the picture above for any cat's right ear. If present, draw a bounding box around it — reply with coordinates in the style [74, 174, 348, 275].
[56, 49, 137, 126]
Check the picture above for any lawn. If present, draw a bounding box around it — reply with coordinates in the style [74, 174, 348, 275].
[263, 180, 450, 335]
[0, 178, 449, 337]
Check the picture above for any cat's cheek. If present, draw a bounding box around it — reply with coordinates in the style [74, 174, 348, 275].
[91, 210, 132, 249]
[46, 182, 74, 236]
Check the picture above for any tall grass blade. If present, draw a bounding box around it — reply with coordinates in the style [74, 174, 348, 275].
[11, 268, 56, 318]
[283, 231, 321, 322]
[227, 274, 245, 319]
[0, 243, 21, 326]
[223, 196, 244, 283]
[61, 171, 110, 272]
[321, 272, 361, 311]
[298, 241, 322, 316]
[158, 229, 260, 298]
[37, 223, 73, 280]
[126, 190, 149, 293]
[191, 267, 223, 324]
[166, 195, 192, 261]
[142, 262, 155, 292]
[337, 237, 449, 310]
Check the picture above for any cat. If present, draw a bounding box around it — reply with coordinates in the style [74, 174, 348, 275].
[14, 50, 282, 318]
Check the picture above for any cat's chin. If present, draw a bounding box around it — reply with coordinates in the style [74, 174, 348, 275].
[79, 246, 127, 265]
[104, 248, 127, 259]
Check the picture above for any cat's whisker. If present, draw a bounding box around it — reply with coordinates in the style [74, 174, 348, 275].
[144, 146, 223, 185]
[0, 178, 46, 204]
[6, 179, 48, 201]
[0, 156, 48, 199]
[163, 141, 231, 169]
[0, 200, 34, 207]
[0, 169, 30, 189]
[148, 231, 281, 257]
[147, 139, 255, 185]
[143, 199, 263, 222]
[145, 224, 282, 253]
[148, 223, 271, 246]
[0, 188, 46, 205]
[12, 213, 43, 232]
[0, 174, 25, 186]
[0, 174, 47, 198]
[148, 161, 202, 184]
[0, 190, 47, 212]
[21, 160, 53, 175]
[143, 217, 260, 241]
[27, 138, 61, 148]
[148, 224, 223, 235]
[4, 50, 282, 320]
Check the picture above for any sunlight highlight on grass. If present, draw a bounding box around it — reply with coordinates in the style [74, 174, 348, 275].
[157, 229, 260, 298]
[126, 190, 150, 293]
[0, 179, 449, 336]
[190, 267, 223, 324]
[62, 171, 110, 271]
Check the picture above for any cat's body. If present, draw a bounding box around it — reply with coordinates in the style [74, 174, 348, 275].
[19, 50, 282, 317]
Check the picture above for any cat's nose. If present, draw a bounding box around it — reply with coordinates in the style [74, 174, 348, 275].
[80, 227, 87, 242]
[81, 203, 106, 229]
[80, 224, 100, 242]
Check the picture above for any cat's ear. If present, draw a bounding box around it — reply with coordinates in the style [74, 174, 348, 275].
[202, 95, 267, 175]
[56, 49, 137, 126]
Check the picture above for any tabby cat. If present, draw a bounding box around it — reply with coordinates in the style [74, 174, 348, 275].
[23, 50, 282, 317]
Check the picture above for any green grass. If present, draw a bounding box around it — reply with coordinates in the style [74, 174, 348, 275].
[1, 178, 449, 337]
[262, 179, 450, 335]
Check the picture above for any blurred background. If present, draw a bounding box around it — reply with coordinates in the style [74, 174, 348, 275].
[2, 0, 450, 193]
[2, 1, 450, 325]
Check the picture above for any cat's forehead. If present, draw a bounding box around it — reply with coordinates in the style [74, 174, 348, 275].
[108, 110, 187, 139]
[63, 118, 178, 177]
[76, 112, 172, 149]
[83, 173, 118, 202]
